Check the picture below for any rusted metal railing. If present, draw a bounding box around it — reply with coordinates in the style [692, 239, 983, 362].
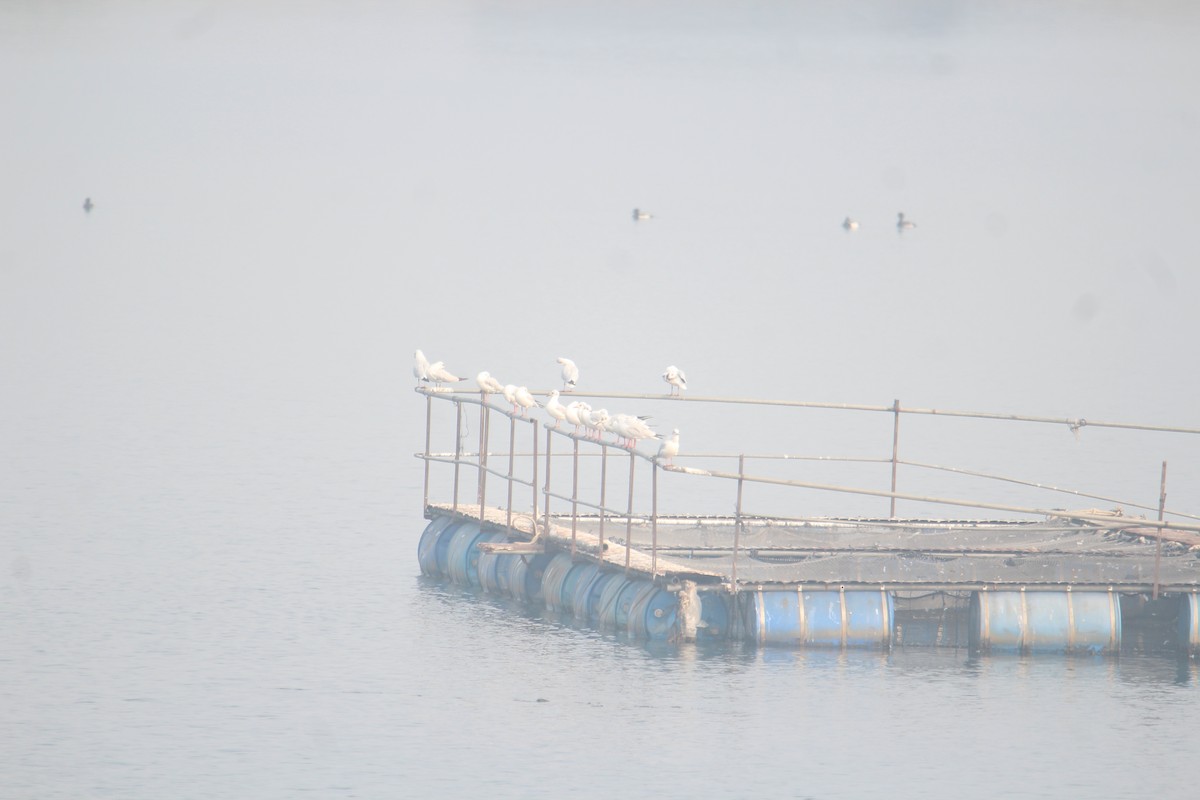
[415, 388, 1200, 588]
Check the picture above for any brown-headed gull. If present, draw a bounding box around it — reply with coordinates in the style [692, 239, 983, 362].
[662, 365, 686, 396]
[514, 386, 539, 418]
[557, 357, 579, 392]
[545, 390, 568, 428]
[476, 371, 504, 395]
[657, 429, 680, 466]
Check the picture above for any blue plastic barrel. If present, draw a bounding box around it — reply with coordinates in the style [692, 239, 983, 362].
[594, 576, 631, 628]
[597, 578, 659, 631]
[1178, 593, 1200, 655]
[698, 591, 731, 641]
[444, 522, 487, 586]
[539, 553, 577, 612]
[503, 553, 553, 603]
[969, 590, 1121, 654]
[573, 570, 618, 621]
[744, 588, 893, 648]
[417, 516, 457, 576]
[489, 553, 519, 597]
[477, 548, 512, 595]
[560, 563, 601, 616]
[627, 585, 679, 640]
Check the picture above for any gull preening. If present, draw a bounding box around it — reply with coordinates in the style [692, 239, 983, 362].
[657, 429, 681, 466]
[414, 350, 462, 387]
[413, 350, 432, 385]
[557, 357, 579, 392]
[545, 390, 568, 428]
[476, 371, 504, 395]
[662, 365, 687, 397]
[897, 212, 917, 232]
[426, 360, 462, 386]
[842, 217, 859, 232]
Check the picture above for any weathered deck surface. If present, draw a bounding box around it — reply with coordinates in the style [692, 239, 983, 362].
[430, 503, 1200, 592]
[428, 503, 726, 582]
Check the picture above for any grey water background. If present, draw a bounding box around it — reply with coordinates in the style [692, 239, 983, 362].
[2, 2, 1199, 798]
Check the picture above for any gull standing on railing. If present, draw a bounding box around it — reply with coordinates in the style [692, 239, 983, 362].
[545, 390, 568, 429]
[476, 371, 504, 396]
[514, 386, 539, 418]
[557, 357, 579, 392]
[656, 429, 681, 466]
[502, 384, 519, 414]
[662, 365, 687, 396]
[426, 360, 461, 387]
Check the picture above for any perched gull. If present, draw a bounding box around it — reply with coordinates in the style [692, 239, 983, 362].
[476, 371, 504, 395]
[564, 401, 583, 432]
[609, 417, 648, 448]
[623, 416, 657, 448]
[567, 401, 591, 436]
[657, 429, 681, 466]
[585, 408, 610, 441]
[896, 212, 917, 232]
[83, 197, 94, 213]
[842, 217, 859, 232]
[557, 357, 579, 392]
[662, 365, 687, 397]
[545, 390, 568, 429]
[632, 208, 653, 221]
[514, 386, 540, 418]
[502, 384, 519, 413]
[426, 360, 462, 386]
[413, 350, 432, 385]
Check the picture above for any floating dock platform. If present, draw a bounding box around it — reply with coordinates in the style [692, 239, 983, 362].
[413, 385, 1200, 656]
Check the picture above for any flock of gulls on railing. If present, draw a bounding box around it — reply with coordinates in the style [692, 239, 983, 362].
[414, 350, 683, 466]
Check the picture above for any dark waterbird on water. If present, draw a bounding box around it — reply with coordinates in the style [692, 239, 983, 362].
[83, 197, 94, 213]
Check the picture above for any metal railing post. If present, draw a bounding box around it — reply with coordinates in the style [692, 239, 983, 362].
[452, 400, 463, 512]
[625, 451, 636, 572]
[598, 445, 608, 560]
[652, 463, 659, 576]
[422, 394, 432, 511]
[890, 399, 901, 519]
[543, 428, 552, 528]
[1153, 460, 1168, 600]
[477, 402, 489, 513]
[506, 415, 516, 531]
[733, 454, 744, 587]
[571, 437, 580, 559]
[531, 419, 539, 526]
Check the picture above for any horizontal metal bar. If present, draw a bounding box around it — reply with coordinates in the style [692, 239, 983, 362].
[900, 459, 1200, 522]
[735, 581, 1200, 593]
[419, 387, 1200, 435]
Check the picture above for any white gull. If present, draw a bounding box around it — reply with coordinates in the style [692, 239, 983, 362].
[476, 371, 504, 395]
[557, 357, 579, 391]
[662, 365, 687, 397]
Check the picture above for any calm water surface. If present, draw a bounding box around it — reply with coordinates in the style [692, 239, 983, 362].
[2, 2, 1198, 798]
